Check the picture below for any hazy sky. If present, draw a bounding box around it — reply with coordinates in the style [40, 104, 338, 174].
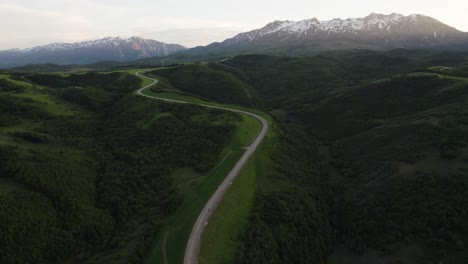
[0, 0, 467, 50]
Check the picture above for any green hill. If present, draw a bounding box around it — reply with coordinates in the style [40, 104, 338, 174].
[2, 49, 468, 264]
[148, 63, 259, 106]
[0, 71, 241, 263]
[151, 50, 468, 264]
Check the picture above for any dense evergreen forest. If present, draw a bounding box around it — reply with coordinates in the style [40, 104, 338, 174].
[149, 49, 468, 263]
[0, 72, 239, 263]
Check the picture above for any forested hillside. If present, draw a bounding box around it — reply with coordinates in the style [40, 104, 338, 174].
[2, 49, 468, 264]
[239, 125, 332, 263]
[151, 49, 468, 263]
[149, 63, 259, 105]
[0, 71, 239, 263]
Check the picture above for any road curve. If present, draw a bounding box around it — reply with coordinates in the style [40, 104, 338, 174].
[135, 71, 269, 264]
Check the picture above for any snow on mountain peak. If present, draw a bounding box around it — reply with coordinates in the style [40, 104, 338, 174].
[233, 13, 446, 42]
[260, 20, 296, 36]
[19, 36, 148, 53]
[0, 37, 187, 67]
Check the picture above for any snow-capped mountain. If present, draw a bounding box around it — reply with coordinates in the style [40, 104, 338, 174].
[226, 13, 460, 43]
[0, 37, 186, 68]
[188, 13, 468, 55]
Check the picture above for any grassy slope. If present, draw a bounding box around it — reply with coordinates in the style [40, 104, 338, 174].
[139, 66, 324, 264]
[0, 74, 77, 116]
[137, 72, 270, 264]
[0, 71, 118, 180]
[0, 74, 79, 151]
[12, 92, 76, 116]
[198, 119, 276, 264]
[150, 64, 258, 105]
[144, 148, 246, 264]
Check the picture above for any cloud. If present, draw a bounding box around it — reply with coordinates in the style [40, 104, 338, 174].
[0, 3, 93, 49]
[0, 4, 90, 25]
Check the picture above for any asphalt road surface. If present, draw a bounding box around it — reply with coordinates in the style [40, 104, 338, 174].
[135, 71, 269, 264]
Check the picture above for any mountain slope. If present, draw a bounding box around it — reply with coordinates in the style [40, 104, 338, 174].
[188, 13, 468, 55]
[147, 51, 468, 263]
[0, 37, 186, 68]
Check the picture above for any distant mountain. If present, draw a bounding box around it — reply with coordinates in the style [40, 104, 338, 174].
[188, 13, 468, 55]
[0, 37, 186, 68]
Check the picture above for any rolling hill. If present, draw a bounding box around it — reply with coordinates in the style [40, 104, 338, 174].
[146, 50, 468, 263]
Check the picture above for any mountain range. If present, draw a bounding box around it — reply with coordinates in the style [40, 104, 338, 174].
[188, 13, 468, 55]
[0, 37, 186, 68]
[1, 13, 467, 68]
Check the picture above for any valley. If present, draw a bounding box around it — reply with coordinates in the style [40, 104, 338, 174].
[0, 69, 258, 263]
[3, 49, 468, 263]
[135, 71, 269, 264]
[2, 4, 468, 264]
[141, 50, 468, 263]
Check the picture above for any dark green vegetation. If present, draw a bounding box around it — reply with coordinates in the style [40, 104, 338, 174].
[138, 89, 263, 263]
[0, 71, 241, 263]
[238, 125, 332, 264]
[2, 48, 468, 264]
[150, 63, 259, 105]
[150, 49, 468, 264]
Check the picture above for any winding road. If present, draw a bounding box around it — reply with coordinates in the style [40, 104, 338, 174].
[135, 71, 269, 264]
